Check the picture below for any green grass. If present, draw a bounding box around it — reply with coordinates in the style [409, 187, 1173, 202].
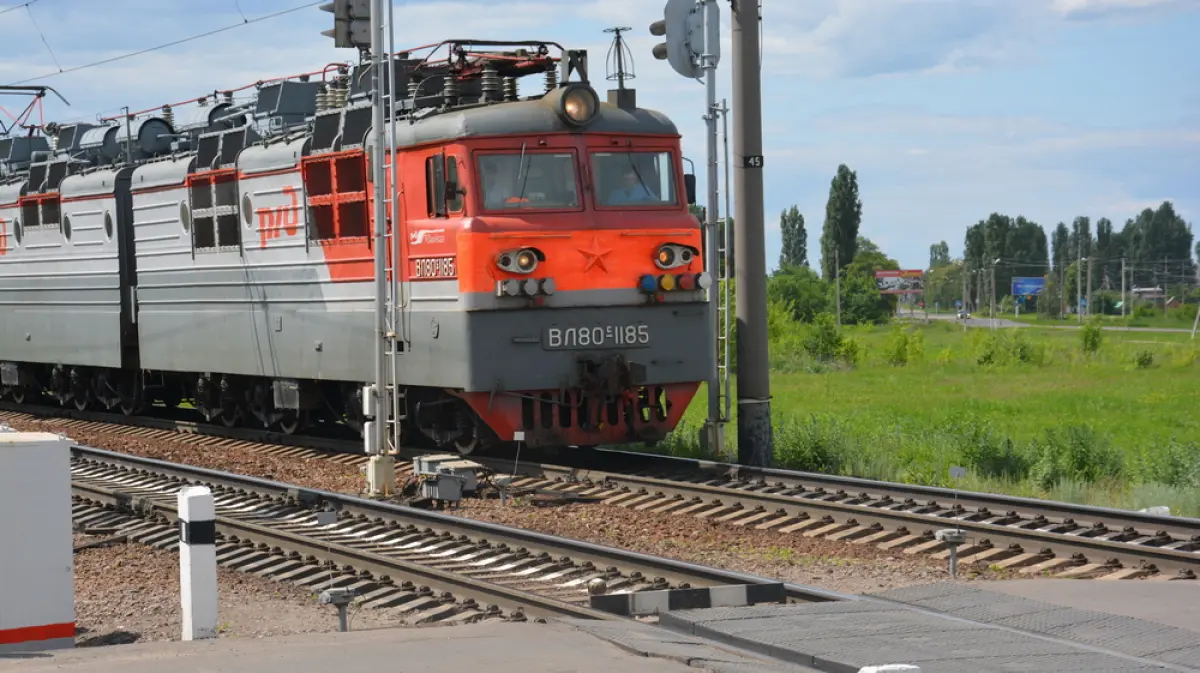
[649, 320, 1200, 517]
[1010, 311, 1198, 331]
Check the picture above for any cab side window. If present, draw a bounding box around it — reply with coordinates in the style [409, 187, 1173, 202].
[425, 153, 464, 217]
[425, 155, 446, 218]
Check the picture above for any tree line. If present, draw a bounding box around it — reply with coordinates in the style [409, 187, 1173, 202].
[695, 163, 1196, 323]
[925, 201, 1196, 315]
[770, 164, 901, 325]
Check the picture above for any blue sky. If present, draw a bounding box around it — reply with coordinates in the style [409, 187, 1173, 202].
[2, 0, 1197, 270]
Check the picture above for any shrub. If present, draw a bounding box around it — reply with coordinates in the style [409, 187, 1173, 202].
[1029, 425, 1123, 490]
[775, 416, 844, 473]
[883, 324, 909, 366]
[803, 312, 852, 364]
[836, 335, 862, 368]
[1080, 318, 1103, 354]
[1133, 349, 1155, 369]
[972, 330, 1044, 366]
[1148, 441, 1200, 489]
[959, 427, 1033, 481]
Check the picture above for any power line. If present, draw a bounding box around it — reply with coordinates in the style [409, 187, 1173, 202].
[5, 0, 325, 86]
[24, 2, 62, 73]
[0, 0, 40, 17]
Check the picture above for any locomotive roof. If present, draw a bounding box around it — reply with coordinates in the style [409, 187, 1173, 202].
[390, 95, 680, 148]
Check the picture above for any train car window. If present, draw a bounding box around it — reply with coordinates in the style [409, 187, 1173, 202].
[425, 155, 447, 218]
[446, 156, 464, 213]
[476, 152, 579, 211]
[591, 151, 677, 208]
[215, 178, 240, 247]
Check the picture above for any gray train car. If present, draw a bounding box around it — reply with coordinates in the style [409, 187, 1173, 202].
[0, 129, 139, 411]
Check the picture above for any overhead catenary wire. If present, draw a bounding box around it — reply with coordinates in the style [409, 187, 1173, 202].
[4, 0, 325, 86]
[24, 1, 62, 73]
[0, 0, 39, 17]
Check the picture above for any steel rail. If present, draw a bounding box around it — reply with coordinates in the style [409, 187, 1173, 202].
[582, 447, 1200, 536]
[70, 445, 849, 606]
[9, 404, 1197, 580]
[483, 460, 1200, 579]
[70, 479, 616, 622]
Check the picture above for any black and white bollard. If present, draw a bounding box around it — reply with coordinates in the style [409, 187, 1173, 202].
[178, 485, 218, 641]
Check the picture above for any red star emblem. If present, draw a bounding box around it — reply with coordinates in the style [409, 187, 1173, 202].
[577, 235, 613, 273]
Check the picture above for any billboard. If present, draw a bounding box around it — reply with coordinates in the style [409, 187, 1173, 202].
[1011, 276, 1047, 296]
[875, 269, 924, 294]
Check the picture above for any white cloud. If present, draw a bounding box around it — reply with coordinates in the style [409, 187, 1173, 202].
[1050, 0, 1200, 20]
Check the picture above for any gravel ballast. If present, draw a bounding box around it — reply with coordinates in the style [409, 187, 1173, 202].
[71, 534, 410, 646]
[12, 416, 1020, 609]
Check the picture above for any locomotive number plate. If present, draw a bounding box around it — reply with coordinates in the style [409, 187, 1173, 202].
[410, 256, 457, 279]
[543, 324, 650, 350]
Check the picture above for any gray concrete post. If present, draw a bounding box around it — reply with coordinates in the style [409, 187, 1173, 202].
[731, 0, 772, 467]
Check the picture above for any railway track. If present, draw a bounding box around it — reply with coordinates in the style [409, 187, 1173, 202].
[7, 403, 1199, 583]
[69, 445, 839, 625]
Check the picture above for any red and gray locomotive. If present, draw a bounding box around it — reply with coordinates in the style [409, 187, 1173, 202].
[0, 39, 714, 455]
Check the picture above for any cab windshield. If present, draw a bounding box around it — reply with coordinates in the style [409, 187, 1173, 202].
[477, 151, 580, 211]
[591, 151, 677, 208]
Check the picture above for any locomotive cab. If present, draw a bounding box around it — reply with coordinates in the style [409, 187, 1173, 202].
[393, 64, 714, 454]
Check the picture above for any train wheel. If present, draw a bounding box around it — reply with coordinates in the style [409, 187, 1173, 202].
[453, 433, 480, 456]
[119, 399, 139, 416]
[72, 393, 92, 411]
[218, 407, 242, 428]
[276, 411, 306, 435]
[10, 388, 25, 404]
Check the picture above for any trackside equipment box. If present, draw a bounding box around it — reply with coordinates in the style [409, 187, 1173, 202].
[0, 432, 75, 652]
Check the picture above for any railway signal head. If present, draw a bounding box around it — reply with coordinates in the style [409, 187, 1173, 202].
[320, 0, 371, 50]
[649, 0, 706, 79]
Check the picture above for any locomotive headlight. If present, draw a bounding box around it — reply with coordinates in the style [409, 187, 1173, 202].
[654, 244, 695, 270]
[497, 247, 541, 274]
[516, 249, 537, 272]
[559, 84, 599, 126]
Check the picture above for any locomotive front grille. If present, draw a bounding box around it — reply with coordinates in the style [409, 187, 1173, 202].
[519, 386, 669, 433]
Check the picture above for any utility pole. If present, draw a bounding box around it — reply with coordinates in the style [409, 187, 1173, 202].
[961, 263, 968, 331]
[1060, 264, 1066, 321]
[1080, 253, 1089, 323]
[1121, 257, 1126, 318]
[990, 259, 997, 330]
[1087, 257, 1094, 319]
[835, 248, 841, 332]
[731, 0, 772, 467]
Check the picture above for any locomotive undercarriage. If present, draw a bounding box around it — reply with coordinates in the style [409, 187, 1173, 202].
[0, 354, 696, 456]
[0, 360, 500, 454]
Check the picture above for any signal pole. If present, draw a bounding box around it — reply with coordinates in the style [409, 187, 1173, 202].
[319, 0, 392, 494]
[731, 0, 772, 467]
[649, 0, 729, 456]
[369, 0, 392, 493]
[699, 6, 724, 455]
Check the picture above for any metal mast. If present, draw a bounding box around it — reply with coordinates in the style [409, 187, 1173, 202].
[368, 0, 393, 493]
